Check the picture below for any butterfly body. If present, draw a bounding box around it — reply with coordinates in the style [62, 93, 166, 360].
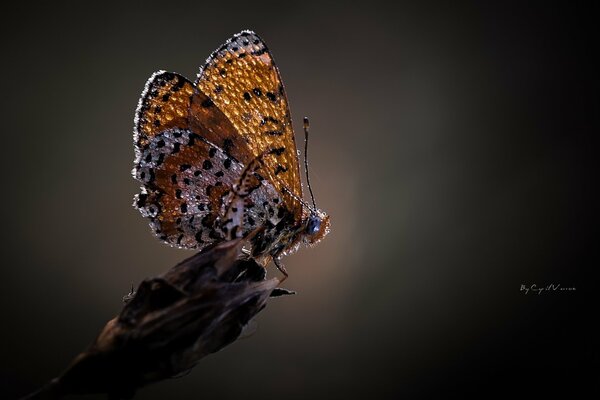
[133, 30, 329, 267]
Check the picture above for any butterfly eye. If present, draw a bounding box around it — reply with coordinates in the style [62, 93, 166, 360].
[306, 215, 321, 235]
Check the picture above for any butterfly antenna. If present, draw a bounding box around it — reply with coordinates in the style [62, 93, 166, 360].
[303, 117, 317, 210]
[282, 185, 315, 212]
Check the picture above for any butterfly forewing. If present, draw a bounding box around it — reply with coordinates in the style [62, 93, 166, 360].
[134, 71, 196, 148]
[195, 31, 303, 220]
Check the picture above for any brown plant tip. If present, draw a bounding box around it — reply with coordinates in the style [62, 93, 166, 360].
[22, 238, 293, 400]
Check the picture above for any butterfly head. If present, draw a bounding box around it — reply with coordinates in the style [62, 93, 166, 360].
[303, 209, 330, 246]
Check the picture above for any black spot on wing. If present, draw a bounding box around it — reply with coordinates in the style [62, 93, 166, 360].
[269, 147, 285, 156]
[274, 165, 288, 175]
[223, 138, 233, 155]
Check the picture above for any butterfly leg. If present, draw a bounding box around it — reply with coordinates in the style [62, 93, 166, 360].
[273, 256, 289, 282]
[122, 284, 136, 303]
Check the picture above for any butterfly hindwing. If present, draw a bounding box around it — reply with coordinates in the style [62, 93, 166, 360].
[134, 128, 243, 248]
[134, 127, 288, 249]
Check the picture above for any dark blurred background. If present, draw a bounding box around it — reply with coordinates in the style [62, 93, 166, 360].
[1, 1, 596, 398]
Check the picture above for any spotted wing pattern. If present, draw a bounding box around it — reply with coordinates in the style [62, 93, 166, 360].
[134, 126, 288, 249]
[134, 71, 196, 149]
[135, 128, 240, 247]
[195, 31, 303, 220]
[134, 71, 250, 164]
[133, 71, 289, 249]
[133, 32, 316, 253]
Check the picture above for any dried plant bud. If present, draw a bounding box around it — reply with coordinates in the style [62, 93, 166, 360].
[24, 238, 291, 400]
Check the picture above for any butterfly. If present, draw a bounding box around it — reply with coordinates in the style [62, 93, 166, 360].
[132, 30, 330, 275]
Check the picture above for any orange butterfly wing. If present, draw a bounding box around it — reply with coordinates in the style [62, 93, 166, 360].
[195, 30, 303, 220]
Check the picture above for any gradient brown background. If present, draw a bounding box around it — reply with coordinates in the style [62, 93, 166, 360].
[1, 1, 596, 398]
